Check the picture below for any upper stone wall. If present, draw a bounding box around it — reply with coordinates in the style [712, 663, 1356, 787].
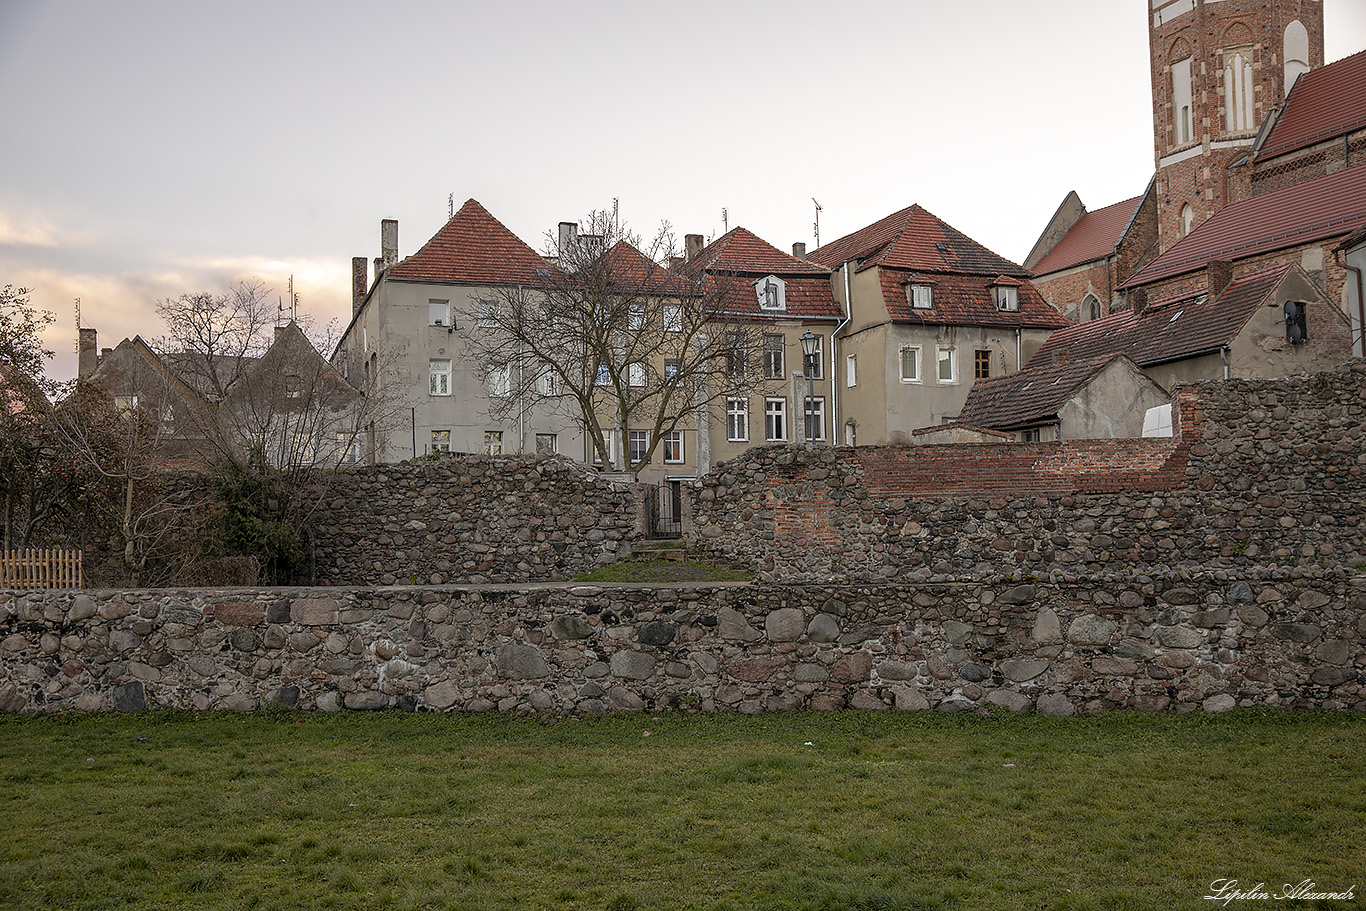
[686, 362, 1366, 581]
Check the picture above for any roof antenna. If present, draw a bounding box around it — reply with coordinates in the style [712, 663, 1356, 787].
[612, 197, 619, 229]
[73, 297, 81, 357]
[813, 198, 822, 249]
[721, 207, 729, 233]
[448, 193, 454, 219]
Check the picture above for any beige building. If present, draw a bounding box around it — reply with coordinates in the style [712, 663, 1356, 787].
[807, 204, 1070, 445]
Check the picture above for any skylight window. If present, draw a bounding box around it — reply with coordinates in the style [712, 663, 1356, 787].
[1167, 310, 1184, 327]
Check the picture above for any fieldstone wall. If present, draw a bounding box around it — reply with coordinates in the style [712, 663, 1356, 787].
[306, 455, 642, 585]
[686, 363, 1366, 580]
[2, 571, 1362, 715]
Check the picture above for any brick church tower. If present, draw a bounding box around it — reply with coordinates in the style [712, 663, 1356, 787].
[1149, 0, 1324, 254]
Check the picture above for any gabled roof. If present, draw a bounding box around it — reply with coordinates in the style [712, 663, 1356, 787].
[808, 204, 1029, 277]
[1123, 164, 1366, 287]
[1257, 49, 1366, 162]
[1030, 196, 1144, 276]
[679, 227, 829, 277]
[957, 354, 1142, 430]
[591, 241, 696, 295]
[385, 198, 554, 286]
[1038, 265, 1293, 367]
[879, 270, 1070, 329]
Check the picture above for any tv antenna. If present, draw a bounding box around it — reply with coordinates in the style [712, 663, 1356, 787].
[813, 198, 823, 249]
[74, 298, 81, 356]
[448, 193, 454, 219]
[278, 275, 299, 325]
[721, 207, 729, 233]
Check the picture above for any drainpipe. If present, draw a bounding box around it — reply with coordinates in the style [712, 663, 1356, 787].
[1336, 248, 1365, 358]
[830, 263, 853, 439]
[1015, 328, 1022, 372]
[1220, 346, 1230, 380]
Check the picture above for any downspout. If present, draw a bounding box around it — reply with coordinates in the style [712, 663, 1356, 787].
[518, 286, 526, 453]
[1015, 328, 1022, 372]
[1220, 346, 1230, 380]
[1336, 248, 1365, 358]
[830, 263, 853, 440]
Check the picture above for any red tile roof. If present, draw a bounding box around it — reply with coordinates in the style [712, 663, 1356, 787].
[1123, 164, 1366, 287]
[1030, 196, 1144, 276]
[589, 241, 697, 295]
[957, 353, 1138, 430]
[1038, 265, 1292, 367]
[680, 227, 830, 277]
[1257, 49, 1366, 162]
[808, 204, 1030, 277]
[705, 275, 843, 321]
[879, 270, 1070, 329]
[386, 198, 554, 285]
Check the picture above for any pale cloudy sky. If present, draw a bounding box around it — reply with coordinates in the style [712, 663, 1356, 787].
[2, 0, 1364, 380]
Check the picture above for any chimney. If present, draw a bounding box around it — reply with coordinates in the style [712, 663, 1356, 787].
[100, 347, 112, 360]
[274, 325, 287, 343]
[380, 218, 399, 268]
[1207, 259, 1234, 298]
[668, 256, 684, 269]
[374, 256, 385, 281]
[351, 257, 368, 316]
[1130, 288, 1149, 316]
[558, 221, 578, 256]
[685, 234, 704, 262]
[792, 242, 807, 258]
[78, 327, 98, 378]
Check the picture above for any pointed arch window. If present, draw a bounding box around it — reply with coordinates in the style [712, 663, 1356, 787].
[1171, 57, 1194, 146]
[1223, 47, 1255, 133]
[1284, 20, 1310, 95]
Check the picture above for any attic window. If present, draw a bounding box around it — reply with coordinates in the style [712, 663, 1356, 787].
[1166, 310, 1184, 327]
[756, 276, 786, 311]
[994, 286, 1019, 312]
[909, 284, 933, 309]
[285, 375, 302, 399]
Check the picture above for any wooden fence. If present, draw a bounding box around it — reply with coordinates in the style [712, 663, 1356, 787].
[0, 549, 84, 590]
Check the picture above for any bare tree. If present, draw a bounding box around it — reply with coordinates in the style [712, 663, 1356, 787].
[458, 210, 771, 472]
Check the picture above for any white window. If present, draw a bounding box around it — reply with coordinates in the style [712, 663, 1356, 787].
[765, 398, 787, 442]
[535, 433, 557, 455]
[629, 430, 649, 464]
[846, 354, 857, 387]
[1224, 49, 1255, 133]
[727, 398, 749, 442]
[114, 394, 139, 412]
[487, 364, 510, 397]
[662, 305, 682, 332]
[724, 330, 747, 378]
[483, 431, 503, 455]
[1284, 20, 1310, 95]
[763, 334, 785, 379]
[429, 299, 449, 326]
[628, 362, 647, 387]
[430, 430, 450, 453]
[899, 346, 921, 383]
[663, 359, 679, 380]
[757, 276, 786, 311]
[336, 432, 359, 464]
[536, 365, 557, 396]
[936, 347, 956, 384]
[429, 360, 451, 396]
[627, 303, 646, 330]
[1172, 57, 1193, 145]
[595, 364, 611, 386]
[593, 430, 617, 465]
[478, 301, 497, 328]
[803, 397, 826, 443]
[1142, 404, 1174, 438]
[663, 431, 684, 463]
[994, 286, 1018, 311]
[803, 335, 824, 379]
[909, 284, 933, 309]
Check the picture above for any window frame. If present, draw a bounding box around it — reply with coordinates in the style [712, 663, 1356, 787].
[765, 397, 788, 442]
[936, 346, 957, 385]
[663, 431, 684, 464]
[727, 397, 749, 443]
[899, 346, 922, 384]
[994, 286, 1019, 312]
[430, 430, 451, 454]
[763, 334, 785, 379]
[757, 275, 785, 312]
[482, 430, 503, 456]
[909, 284, 933, 309]
[486, 363, 510, 397]
[846, 353, 857, 388]
[804, 334, 824, 379]
[627, 302, 646, 330]
[628, 362, 647, 388]
[628, 429, 650, 465]
[477, 301, 497, 329]
[974, 349, 991, 380]
[428, 299, 450, 327]
[662, 305, 682, 332]
[429, 359, 451, 396]
[803, 396, 826, 443]
[535, 433, 558, 455]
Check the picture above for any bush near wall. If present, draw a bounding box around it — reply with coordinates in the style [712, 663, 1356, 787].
[686, 363, 1366, 580]
[1, 571, 1361, 715]
[307, 455, 641, 585]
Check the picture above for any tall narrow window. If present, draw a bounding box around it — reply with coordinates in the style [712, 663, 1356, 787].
[1284, 20, 1310, 95]
[663, 431, 684, 463]
[662, 306, 682, 332]
[627, 303, 646, 330]
[628, 430, 650, 464]
[1180, 204, 1194, 238]
[846, 354, 857, 388]
[899, 346, 921, 383]
[536, 364, 557, 396]
[478, 301, 497, 328]
[1172, 57, 1193, 145]
[487, 364, 510, 397]
[803, 397, 826, 443]
[804, 335, 823, 379]
[936, 347, 956, 384]
[994, 286, 1018, 311]
[727, 398, 749, 442]
[429, 360, 451, 396]
[974, 349, 991, 380]
[765, 398, 787, 442]
[628, 363, 647, 387]
[1224, 49, 1254, 132]
[763, 334, 785, 378]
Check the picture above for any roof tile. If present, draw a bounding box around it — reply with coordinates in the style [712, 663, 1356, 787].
[1030, 196, 1144, 276]
[386, 198, 553, 285]
[958, 354, 1133, 429]
[1258, 49, 1366, 161]
[809, 204, 1030, 277]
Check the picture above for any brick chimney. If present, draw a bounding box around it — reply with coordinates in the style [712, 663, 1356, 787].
[380, 218, 398, 269]
[1207, 259, 1234, 298]
[685, 234, 704, 262]
[792, 242, 807, 258]
[1130, 287, 1149, 316]
[558, 221, 578, 256]
[78, 327, 99, 378]
[351, 257, 368, 316]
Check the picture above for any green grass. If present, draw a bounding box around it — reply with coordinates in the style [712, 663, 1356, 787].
[0, 710, 1362, 910]
[574, 558, 753, 583]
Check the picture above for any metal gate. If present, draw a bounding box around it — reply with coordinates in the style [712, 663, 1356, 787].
[645, 481, 683, 538]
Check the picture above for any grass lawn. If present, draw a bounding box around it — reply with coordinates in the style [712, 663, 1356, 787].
[0, 710, 1361, 910]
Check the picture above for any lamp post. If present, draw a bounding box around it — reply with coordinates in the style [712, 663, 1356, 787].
[799, 330, 818, 444]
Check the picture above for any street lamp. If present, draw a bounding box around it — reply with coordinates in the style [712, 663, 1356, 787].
[800, 330, 818, 444]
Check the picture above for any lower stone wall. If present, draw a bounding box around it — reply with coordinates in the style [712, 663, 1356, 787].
[3, 572, 1362, 716]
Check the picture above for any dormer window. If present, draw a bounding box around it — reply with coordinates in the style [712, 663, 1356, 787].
[994, 285, 1019, 312]
[756, 275, 786, 311]
[909, 284, 933, 309]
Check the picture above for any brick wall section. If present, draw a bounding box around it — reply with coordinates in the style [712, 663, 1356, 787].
[2, 574, 1361, 715]
[307, 455, 641, 585]
[687, 364, 1365, 580]
[1250, 130, 1366, 197]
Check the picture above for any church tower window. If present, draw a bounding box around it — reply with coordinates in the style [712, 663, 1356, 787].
[1171, 57, 1194, 146]
[1284, 20, 1310, 95]
[1223, 48, 1255, 133]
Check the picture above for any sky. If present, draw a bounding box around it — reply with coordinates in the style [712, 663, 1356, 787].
[2, 0, 1364, 381]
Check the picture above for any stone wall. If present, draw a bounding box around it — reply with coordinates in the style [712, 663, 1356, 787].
[1, 573, 1361, 715]
[306, 455, 642, 585]
[686, 364, 1366, 581]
